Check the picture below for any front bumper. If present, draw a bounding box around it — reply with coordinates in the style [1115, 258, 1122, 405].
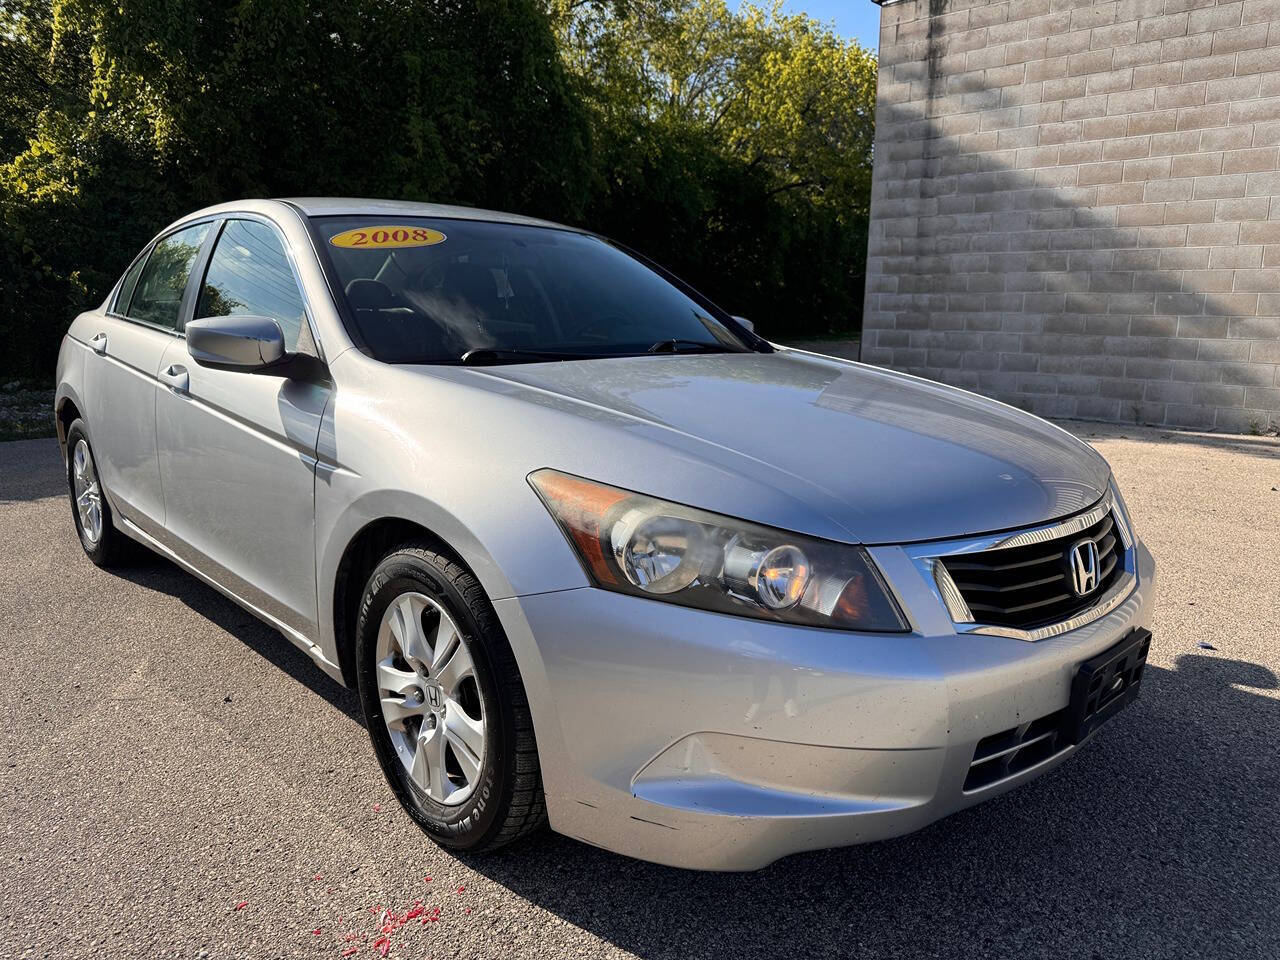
[494, 538, 1156, 871]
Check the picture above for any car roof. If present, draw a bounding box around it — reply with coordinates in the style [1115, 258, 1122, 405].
[279, 197, 581, 232]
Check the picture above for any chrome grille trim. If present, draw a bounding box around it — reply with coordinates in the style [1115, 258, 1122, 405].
[955, 492, 1114, 554]
[904, 487, 1139, 643]
[931, 559, 973, 623]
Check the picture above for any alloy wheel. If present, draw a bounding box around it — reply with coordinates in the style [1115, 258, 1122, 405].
[375, 592, 487, 806]
[72, 439, 104, 544]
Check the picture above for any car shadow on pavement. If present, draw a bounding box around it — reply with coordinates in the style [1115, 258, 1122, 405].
[94, 538, 1280, 956]
[18, 437, 1277, 955]
[105, 552, 365, 726]
[462, 653, 1280, 960]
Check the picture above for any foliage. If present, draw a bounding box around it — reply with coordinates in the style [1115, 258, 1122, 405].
[550, 0, 876, 337]
[0, 0, 875, 377]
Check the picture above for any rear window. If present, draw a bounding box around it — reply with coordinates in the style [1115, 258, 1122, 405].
[312, 216, 747, 364]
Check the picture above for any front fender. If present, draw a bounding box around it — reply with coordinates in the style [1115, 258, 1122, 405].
[313, 478, 590, 670]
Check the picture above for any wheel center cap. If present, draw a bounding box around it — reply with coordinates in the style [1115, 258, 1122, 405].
[422, 681, 444, 713]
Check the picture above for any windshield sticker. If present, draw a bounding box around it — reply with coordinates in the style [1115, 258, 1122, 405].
[329, 226, 447, 249]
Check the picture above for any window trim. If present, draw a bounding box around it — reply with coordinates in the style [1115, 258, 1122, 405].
[106, 216, 221, 337]
[190, 212, 325, 361]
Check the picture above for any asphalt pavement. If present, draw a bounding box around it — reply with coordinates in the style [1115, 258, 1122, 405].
[1, 423, 1278, 960]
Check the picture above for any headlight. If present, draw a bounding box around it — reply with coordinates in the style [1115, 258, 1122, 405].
[529, 469, 908, 632]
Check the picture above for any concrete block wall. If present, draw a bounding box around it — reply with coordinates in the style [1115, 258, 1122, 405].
[863, 0, 1280, 432]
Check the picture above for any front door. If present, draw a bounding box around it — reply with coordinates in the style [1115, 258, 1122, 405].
[155, 217, 331, 638]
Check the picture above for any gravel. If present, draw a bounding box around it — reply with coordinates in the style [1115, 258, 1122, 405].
[1, 423, 1278, 960]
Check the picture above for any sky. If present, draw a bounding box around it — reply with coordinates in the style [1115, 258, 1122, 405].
[781, 1, 881, 50]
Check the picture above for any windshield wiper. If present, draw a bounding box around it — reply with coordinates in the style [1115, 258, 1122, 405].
[647, 338, 733, 354]
[460, 348, 602, 366]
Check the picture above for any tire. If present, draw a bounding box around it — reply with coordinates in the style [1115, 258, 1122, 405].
[355, 545, 546, 852]
[65, 419, 135, 568]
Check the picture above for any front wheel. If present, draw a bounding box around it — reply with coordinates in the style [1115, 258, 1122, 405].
[355, 545, 546, 852]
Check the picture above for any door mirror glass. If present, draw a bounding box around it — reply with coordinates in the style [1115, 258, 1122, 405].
[187, 316, 286, 370]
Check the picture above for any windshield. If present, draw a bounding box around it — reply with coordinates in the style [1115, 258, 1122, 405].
[312, 216, 751, 364]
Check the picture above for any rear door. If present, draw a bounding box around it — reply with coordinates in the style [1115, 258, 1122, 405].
[82, 221, 215, 536]
[155, 216, 331, 638]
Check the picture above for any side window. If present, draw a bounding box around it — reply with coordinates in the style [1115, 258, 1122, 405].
[124, 223, 211, 330]
[114, 251, 147, 315]
[197, 219, 308, 352]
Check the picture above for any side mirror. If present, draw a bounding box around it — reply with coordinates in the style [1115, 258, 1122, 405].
[732, 315, 755, 334]
[187, 316, 286, 371]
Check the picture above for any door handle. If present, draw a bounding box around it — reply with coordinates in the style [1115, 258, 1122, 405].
[89, 332, 108, 354]
[160, 363, 189, 394]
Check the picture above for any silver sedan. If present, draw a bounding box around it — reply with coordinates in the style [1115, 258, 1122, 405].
[54, 198, 1156, 870]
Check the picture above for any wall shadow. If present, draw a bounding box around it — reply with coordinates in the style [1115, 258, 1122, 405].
[863, 2, 1280, 434]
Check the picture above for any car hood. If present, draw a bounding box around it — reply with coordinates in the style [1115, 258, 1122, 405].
[456, 349, 1110, 545]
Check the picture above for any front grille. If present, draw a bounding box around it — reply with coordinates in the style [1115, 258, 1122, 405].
[941, 511, 1123, 630]
[964, 709, 1067, 792]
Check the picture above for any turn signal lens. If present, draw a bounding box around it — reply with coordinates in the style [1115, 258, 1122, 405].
[525, 470, 629, 586]
[529, 469, 907, 632]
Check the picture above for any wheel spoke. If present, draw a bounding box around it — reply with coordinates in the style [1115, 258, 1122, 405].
[431, 726, 450, 798]
[376, 657, 420, 696]
[390, 595, 432, 667]
[381, 694, 426, 727]
[428, 614, 458, 669]
[444, 701, 485, 772]
[409, 726, 438, 793]
[77, 487, 100, 515]
[433, 631, 475, 696]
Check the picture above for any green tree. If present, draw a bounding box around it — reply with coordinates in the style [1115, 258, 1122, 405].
[0, 0, 593, 376]
[0, 0, 874, 378]
[549, 0, 877, 338]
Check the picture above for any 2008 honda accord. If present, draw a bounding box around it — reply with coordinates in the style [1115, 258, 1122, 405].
[54, 198, 1156, 870]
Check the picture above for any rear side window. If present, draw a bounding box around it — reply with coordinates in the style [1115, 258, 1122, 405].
[114, 253, 147, 314]
[196, 219, 307, 351]
[124, 223, 211, 330]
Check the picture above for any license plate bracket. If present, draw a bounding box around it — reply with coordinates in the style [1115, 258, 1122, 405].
[1064, 628, 1151, 745]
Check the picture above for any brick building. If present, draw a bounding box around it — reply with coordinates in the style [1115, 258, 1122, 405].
[863, 0, 1280, 432]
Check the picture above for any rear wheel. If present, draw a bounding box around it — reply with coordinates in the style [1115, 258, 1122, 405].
[355, 545, 546, 851]
[65, 420, 134, 567]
